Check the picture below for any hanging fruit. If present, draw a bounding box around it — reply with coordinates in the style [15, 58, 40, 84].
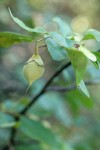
[23, 45, 45, 90]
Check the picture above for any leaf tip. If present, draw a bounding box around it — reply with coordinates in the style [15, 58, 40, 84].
[8, 7, 12, 15]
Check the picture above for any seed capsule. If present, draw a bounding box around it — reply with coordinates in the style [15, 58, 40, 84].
[23, 53, 45, 87]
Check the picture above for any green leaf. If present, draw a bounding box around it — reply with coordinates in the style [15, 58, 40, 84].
[53, 17, 71, 37]
[9, 8, 46, 34]
[66, 48, 88, 85]
[78, 80, 90, 97]
[82, 29, 100, 41]
[0, 32, 33, 48]
[0, 112, 15, 128]
[79, 46, 97, 62]
[66, 89, 93, 110]
[92, 61, 99, 69]
[49, 32, 67, 47]
[92, 52, 100, 69]
[46, 38, 68, 61]
[19, 116, 60, 148]
[93, 52, 100, 62]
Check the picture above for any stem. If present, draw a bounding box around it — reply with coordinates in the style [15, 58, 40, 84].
[34, 36, 49, 53]
[34, 41, 38, 54]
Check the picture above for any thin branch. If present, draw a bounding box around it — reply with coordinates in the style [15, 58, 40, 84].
[2, 80, 99, 122]
[47, 84, 76, 92]
[2, 61, 71, 150]
[46, 80, 100, 92]
[20, 61, 71, 115]
[2, 80, 99, 121]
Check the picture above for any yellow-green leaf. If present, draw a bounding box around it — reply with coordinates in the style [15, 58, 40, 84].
[9, 8, 46, 34]
[0, 32, 33, 48]
[66, 48, 88, 85]
[79, 46, 96, 62]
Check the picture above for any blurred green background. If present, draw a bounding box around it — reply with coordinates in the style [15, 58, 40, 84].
[0, 0, 100, 150]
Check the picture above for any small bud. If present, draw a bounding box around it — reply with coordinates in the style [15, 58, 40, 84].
[74, 43, 80, 49]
